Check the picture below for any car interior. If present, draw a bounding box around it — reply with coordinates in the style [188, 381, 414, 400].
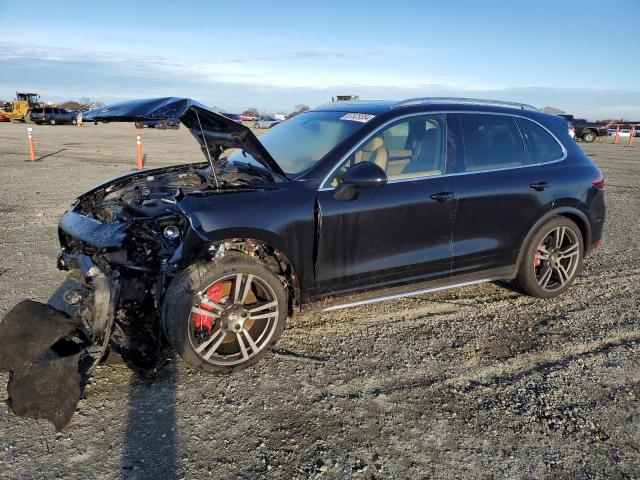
[330, 116, 446, 187]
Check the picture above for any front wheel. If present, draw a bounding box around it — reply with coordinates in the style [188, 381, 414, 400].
[49, 118, 56, 125]
[515, 216, 584, 298]
[253, 122, 260, 129]
[582, 130, 596, 143]
[162, 254, 287, 373]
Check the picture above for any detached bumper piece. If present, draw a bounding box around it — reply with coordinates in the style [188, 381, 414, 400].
[0, 300, 90, 430]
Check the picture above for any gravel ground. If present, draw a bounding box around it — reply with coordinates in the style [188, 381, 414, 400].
[0, 122, 638, 479]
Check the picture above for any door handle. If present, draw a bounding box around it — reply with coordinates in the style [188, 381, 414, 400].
[430, 192, 456, 202]
[530, 181, 550, 191]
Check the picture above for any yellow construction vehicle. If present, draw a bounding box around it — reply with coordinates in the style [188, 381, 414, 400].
[1, 92, 45, 122]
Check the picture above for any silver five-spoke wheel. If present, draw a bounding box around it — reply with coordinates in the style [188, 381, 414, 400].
[163, 253, 287, 373]
[189, 273, 280, 367]
[534, 226, 580, 292]
[515, 216, 584, 298]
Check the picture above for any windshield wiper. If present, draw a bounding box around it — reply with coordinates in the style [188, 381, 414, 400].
[233, 162, 274, 182]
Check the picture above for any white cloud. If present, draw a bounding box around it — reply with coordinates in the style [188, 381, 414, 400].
[1, 42, 639, 119]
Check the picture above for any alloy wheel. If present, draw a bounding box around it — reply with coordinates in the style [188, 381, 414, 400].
[534, 226, 581, 292]
[188, 273, 279, 366]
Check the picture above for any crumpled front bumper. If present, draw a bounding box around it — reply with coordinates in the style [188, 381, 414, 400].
[59, 208, 130, 250]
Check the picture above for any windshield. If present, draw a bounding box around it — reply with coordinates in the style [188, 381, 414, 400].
[226, 111, 366, 176]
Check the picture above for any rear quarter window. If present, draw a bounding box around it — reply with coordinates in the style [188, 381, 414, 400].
[517, 118, 564, 163]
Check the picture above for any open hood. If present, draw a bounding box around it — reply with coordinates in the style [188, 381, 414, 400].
[83, 97, 285, 177]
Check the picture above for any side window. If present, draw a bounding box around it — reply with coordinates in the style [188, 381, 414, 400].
[460, 114, 525, 171]
[44, 107, 53, 114]
[327, 114, 446, 187]
[517, 118, 564, 163]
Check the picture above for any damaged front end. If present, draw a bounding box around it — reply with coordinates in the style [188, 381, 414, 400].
[0, 167, 208, 429]
[57, 165, 213, 370]
[0, 97, 282, 429]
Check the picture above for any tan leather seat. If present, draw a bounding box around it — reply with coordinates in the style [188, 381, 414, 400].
[355, 137, 388, 172]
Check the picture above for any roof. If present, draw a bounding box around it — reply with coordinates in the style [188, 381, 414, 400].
[315, 97, 539, 115]
[314, 100, 396, 114]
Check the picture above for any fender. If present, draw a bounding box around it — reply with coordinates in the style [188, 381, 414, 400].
[198, 230, 303, 308]
[513, 206, 591, 275]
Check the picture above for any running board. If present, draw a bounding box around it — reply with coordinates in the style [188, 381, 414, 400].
[322, 278, 493, 312]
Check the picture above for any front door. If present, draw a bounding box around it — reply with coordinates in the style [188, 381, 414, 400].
[314, 113, 457, 297]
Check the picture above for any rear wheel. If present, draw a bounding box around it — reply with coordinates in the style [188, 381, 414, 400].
[253, 122, 260, 129]
[162, 254, 287, 373]
[582, 130, 596, 143]
[515, 216, 583, 298]
[49, 118, 56, 125]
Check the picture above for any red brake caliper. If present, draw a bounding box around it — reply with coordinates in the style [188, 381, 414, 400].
[193, 282, 225, 332]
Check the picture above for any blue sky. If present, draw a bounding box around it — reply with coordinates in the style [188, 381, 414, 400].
[1, 0, 638, 119]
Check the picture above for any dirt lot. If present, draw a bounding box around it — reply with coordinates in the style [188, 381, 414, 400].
[0, 122, 638, 479]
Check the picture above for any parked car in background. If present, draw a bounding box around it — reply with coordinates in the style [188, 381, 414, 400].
[134, 118, 180, 129]
[571, 118, 611, 143]
[253, 115, 281, 129]
[30, 107, 78, 125]
[221, 113, 242, 123]
[0, 113, 10, 122]
[240, 113, 258, 121]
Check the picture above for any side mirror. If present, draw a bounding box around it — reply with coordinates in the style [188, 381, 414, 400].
[334, 162, 387, 201]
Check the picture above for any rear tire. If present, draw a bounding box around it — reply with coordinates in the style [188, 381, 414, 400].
[162, 253, 288, 373]
[582, 130, 596, 143]
[253, 122, 260, 129]
[49, 118, 56, 125]
[515, 216, 584, 298]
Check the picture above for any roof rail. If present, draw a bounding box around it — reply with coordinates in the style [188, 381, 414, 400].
[394, 97, 539, 111]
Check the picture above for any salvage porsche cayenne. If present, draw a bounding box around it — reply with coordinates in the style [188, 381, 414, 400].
[54, 97, 604, 374]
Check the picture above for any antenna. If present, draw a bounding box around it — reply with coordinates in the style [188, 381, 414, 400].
[195, 109, 220, 189]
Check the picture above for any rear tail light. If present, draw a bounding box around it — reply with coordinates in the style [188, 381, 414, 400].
[592, 169, 604, 189]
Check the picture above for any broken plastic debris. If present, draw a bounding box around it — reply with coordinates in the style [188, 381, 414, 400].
[0, 299, 87, 430]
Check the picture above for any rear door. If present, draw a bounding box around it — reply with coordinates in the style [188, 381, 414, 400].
[315, 113, 457, 296]
[447, 113, 558, 276]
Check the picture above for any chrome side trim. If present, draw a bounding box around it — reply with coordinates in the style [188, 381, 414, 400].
[318, 110, 567, 191]
[322, 278, 490, 312]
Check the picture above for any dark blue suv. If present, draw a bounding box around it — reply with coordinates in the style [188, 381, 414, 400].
[24, 97, 608, 374]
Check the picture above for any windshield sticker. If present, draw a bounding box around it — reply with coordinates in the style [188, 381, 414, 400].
[340, 113, 376, 123]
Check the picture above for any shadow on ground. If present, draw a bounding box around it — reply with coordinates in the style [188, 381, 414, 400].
[121, 363, 178, 479]
[48, 280, 180, 479]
